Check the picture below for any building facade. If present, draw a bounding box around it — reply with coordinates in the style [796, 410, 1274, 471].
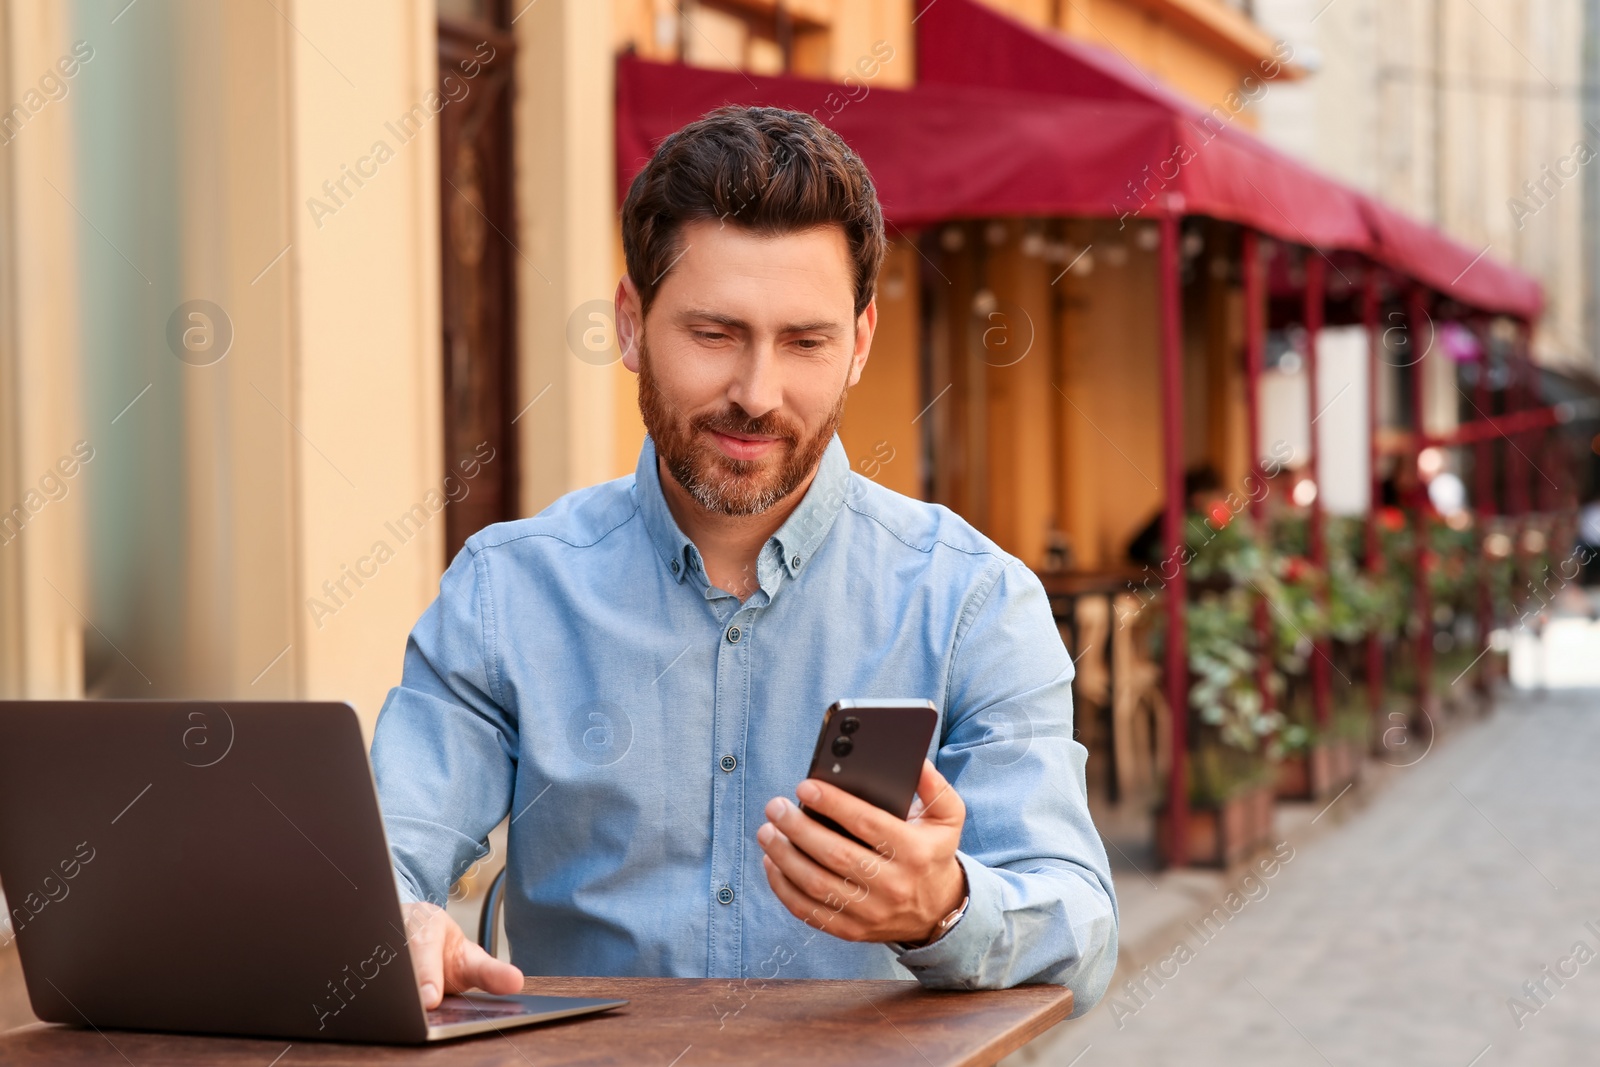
[1254, 0, 1592, 369]
[0, 0, 1570, 738]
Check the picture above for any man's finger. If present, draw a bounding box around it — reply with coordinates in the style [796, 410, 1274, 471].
[910, 760, 965, 825]
[758, 821, 873, 912]
[792, 780, 902, 851]
[765, 796, 892, 879]
[761, 854, 867, 942]
[449, 940, 526, 996]
[405, 906, 447, 1009]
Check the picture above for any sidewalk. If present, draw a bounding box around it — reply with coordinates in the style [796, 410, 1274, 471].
[1007, 686, 1600, 1066]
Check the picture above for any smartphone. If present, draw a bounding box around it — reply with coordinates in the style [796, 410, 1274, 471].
[800, 699, 939, 848]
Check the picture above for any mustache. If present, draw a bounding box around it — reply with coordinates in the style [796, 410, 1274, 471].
[693, 409, 797, 443]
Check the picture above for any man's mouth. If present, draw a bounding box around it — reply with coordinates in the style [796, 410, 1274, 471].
[707, 428, 782, 461]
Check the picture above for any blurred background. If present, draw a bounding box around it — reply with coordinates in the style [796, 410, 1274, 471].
[2, 0, 1598, 1061]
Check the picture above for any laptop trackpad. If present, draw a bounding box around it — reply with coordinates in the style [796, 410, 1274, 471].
[426, 992, 626, 1037]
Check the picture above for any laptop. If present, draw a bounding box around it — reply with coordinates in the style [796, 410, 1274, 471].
[0, 700, 626, 1043]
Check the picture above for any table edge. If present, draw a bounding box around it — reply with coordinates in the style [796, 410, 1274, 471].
[950, 987, 1074, 1067]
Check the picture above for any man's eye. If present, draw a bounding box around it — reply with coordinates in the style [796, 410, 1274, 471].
[695, 331, 728, 342]
[792, 338, 823, 351]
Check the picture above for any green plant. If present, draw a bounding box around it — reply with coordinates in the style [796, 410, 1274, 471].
[1332, 691, 1371, 745]
[1186, 588, 1279, 751]
[1179, 510, 1286, 752]
[1325, 556, 1379, 642]
[1185, 743, 1274, 807]
[1274, 720, 1314, 756]
[1427, 514, 1479, 614]
[1263, 553, 1326, 674]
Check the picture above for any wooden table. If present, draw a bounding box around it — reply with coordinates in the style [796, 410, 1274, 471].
[0, 977, 1072, 1066]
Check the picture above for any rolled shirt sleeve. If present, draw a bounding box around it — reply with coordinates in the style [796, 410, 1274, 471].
[370, 541, 519, 910]
[894, 558, 1119, 1011]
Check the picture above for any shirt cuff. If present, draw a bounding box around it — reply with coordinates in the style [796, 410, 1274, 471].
[891, 851, 1002, 988]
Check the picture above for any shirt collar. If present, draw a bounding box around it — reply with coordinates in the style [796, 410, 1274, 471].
[632, 432, 852, 586]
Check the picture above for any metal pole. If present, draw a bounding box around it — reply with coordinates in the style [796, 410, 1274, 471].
[1473, 317, 1495, 692]
[1407, 286, 1434, 715]
[1508, 321, 1531, 517]
[1304, 253, 1330, 729]
[1507, 319, 1530, 623]
[1528, 321, 1553, 514]
[1159, 209, 1189, 866]
[1363, 269, 1384, 727]
[1243, 231, 1272, 720]
[1474, 318, 1496, 515]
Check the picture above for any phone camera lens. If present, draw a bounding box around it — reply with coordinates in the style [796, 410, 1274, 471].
[839, 716, 861, 736]
[831, 735, 853, 758]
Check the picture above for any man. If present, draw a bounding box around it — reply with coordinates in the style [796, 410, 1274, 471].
[371, 105, 1117, 1014]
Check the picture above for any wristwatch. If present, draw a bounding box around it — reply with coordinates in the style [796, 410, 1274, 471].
[898, 893, 970, 952]
[931, 894, 970, 940]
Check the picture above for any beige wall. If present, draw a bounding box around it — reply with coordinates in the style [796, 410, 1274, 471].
[0, 0, 86, 699]
[0, 0, 455, 733]
[516, 0, 621, 510]
[838, 237, 924, 501]
[285, 0, 446, 736]
[1056, 0, 1266, 123]
[613, 0, 914, 87]
[971, 0, 1290, 125]
[1255, 0, 1587, 365]
[0, 0, 1303, 711]
[1058, 219, 1168, 569]
[979, 222, 1061, 567]
[170, 0, 296, 701]
[825, 0, 914, 87]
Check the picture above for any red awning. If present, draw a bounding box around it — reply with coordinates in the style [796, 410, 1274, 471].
[616, 54, 1364, 250]
[615, 0, 1542, 320]
[913, 0, 1543, 319]
[617, 55, 1179, 227]
[1355, 194, 1543, 319]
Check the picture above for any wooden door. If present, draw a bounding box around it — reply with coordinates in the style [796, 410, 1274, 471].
[438, 2, 517, 559]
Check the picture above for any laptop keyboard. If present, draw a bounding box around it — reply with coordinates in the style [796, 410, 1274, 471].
[427, 996, 533, 1026]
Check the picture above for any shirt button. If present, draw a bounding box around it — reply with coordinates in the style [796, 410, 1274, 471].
[792, 555, 802, 569]
[717, 885, 735, 905]
[726, 625, 741, 644]
[719, 754, 737, 772]
[670, 560, 680, 574]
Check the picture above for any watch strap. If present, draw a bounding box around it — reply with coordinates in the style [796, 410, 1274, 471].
[934, 893, 970, 936]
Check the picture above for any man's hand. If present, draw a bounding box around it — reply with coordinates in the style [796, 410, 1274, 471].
[757, 760, 968, 945]
[401, 901, 525, 1009]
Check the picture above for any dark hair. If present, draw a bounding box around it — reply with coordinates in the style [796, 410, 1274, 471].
[621, 105, 887, 320]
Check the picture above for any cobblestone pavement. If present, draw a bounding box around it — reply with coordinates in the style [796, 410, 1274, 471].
[1011, 689, 1600, 1067]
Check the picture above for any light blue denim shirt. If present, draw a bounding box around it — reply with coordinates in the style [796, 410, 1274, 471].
[371, 432, 1117, 1009]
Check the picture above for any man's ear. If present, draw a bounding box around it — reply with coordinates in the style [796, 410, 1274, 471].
[847, 296, 878, 389]
[617, 275, 644, 373]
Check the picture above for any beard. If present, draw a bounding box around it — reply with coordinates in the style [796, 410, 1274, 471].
[636, 334, 848, 517]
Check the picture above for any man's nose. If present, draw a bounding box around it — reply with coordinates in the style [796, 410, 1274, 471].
[726, 342, 782, 421]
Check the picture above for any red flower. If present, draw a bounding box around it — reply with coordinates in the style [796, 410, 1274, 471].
[1379, 507, 1406, 532]
[1208, 502, 1233, 528]
[1283, 556, 1311, 582]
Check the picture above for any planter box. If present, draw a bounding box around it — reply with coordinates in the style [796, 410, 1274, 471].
[1155, 785, 1274, 868]
[1274, 744, 1331, 800]
[1275, 741, 1357, 801]
[1274, 750, 1312, 799]
[1330, 738, 1362, 787]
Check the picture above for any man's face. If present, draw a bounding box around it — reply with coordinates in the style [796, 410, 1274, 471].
[618, 218, 876, 516]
